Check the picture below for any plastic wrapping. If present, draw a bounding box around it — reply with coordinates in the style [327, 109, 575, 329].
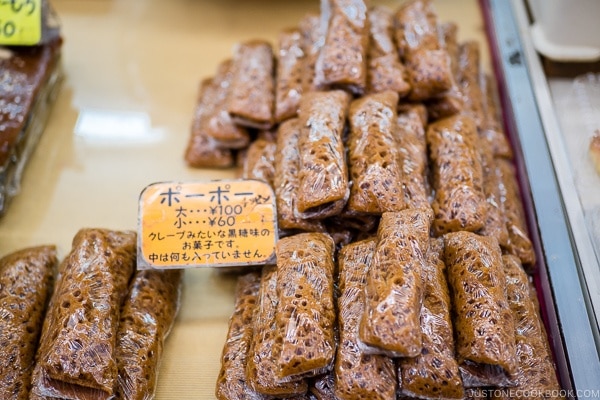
[347, 91, 405, 214]
[335, 238, 397, 400]
[496, 158, 536, 268]
[246, 265, 308, 397]
[227, 40, 275, 130]
[296, 90, 351, 219]
[273, 118, 326, 233]
[457, 41, 486, 129]
[427, 114, 487, 235]
[309, 373, 336, 400]
[215, 272, 265, 400]
[359, 209, 431, 357]
[315, 0, 369, 95]
[396, 105, 432, 210]
[275, 28, 304, 122]
[274, 233, 337, 381]
[398, 238, 463, 400]
[481, 74, 513, 159]
[394, 0, 453, 101]
[116, 269, 184, 400]
[30, 228, 137, 400]
[443, 231, 517, 388]
[241, 138, 277, 185]
[366, 6, 410, 96]
[299, 13, 325, 93]
[492, 255, 562, 399]
[0, 246, 57, 400]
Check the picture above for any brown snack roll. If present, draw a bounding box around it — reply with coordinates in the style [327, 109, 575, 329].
[427, 114, 487, 235]
[496, 158, 536, 268]
[116, 269, 184, 400]
[347, 91, 405, 214]
[315, 0, 369, 95]
[299, 13, 325, 93]
[31, 228, 137, 400]
[184, 78, 235, 168]
[296, 90, 351, 219]
[216, 272, 265, 400]
[482, 74, 513, 159]
[227, 40, 275, 130]
[0, 246, 57, 400]
[246, 266, 308, 397]
[241, 138, 277, 185]
[394, 0, 453, 101]
[398, 238, 463, 400]
[275, 28, 305, 122]
[367, 6, 410, 96]
[488, 255, 562, 399]
[335, 238, 397, 400]
[359, 208, 431, 357]
[273, 118, 325, 233]
[444, 231, 518, 387]
[396, 104, 431, 210]
[457, 41, 486, 129]
[274, 233, 337, 380]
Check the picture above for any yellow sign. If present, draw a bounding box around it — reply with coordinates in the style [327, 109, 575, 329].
[138, 180, 278, 269]
[0, 0, 42, 45]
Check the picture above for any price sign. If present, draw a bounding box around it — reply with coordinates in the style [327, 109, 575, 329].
[0, 0, 41, 45]
[137, 180, 278, 269]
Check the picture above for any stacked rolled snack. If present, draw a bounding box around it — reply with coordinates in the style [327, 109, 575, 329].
[209, 0, 561, 398]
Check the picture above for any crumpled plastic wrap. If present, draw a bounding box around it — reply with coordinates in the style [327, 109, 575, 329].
[116, 268, 184, 400]
[241, 138, 277, 186]
[359, 209, 432, 357]
[297, 91, 351, 219]
[457, 41, 486, 129]
[315, 0, 369, 95]
[335, 238, 397, 400]
[30, 228, 137, 400]
[481, 74, 513, 159]
[275, 28, 304, 123]
[299, 14, 325, 93]
[246, 265, 308, 397]
[444, 231, 517, 388]
[0, 245, 57, 400]
[274, 233, 337, 381]
[215, 272, 264, 400]
[427, 114, 487, 235]
[398, 238, 463, 400]
[309, 372, 336, 400]
[347, 91, 405, 214]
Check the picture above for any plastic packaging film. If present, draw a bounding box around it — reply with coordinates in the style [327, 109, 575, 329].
[274, 233, 337, 381]
[241, 138, 277, 186]
[335, 238, 397, 400]
[443, 231, 517, 388]
[296, 90, 351, 219]
[457, 41, 486, 130]
[275, 28, 304, 123]
[30, 228, 137, 400]
[116, 269, 184, 400]
[481, 74, 513, 159]
[0, 246, 57, 400]
[347, 90, 405, 214]
[299, 13, 325, 93]
[359, 208, 432, 357]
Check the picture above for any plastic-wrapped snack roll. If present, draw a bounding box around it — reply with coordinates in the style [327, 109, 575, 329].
[315, 0, 369, 95]
[246, 266, 308, 397]
[394, 0, 453, 101]
[489, 255, 562, 400]
[426, 114, 487, 235]
[227, 40, 275, 130]
[273, 118, 325, 233]
[398, 238, 463, 400]
[444, 231, 518, 387]
[241, 138, 277, 186]
[299, 13, 325, 93]
[457, 41, 486, 130]
[359, 208, 431, 357]
[347, 91, 405, 214]
[116, 269, 184, 400]
[296, 90, 351, 220]
[496, 158, 536, 268]
[274, 233, 337, 381]
[396, 104, 431, 210]
[335, 238, 397, 400]
[30, 228, 137, 400]
[481, 74, 513, 159]
[275, 28, 305, 122]
[0, 246, 57, 400]
[184, 78, 235, 168]
[216, 272, 265, 400]
[367, 6, 410, 96]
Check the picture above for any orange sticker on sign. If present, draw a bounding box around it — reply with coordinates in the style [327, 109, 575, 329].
[138, 180, 277, 269]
